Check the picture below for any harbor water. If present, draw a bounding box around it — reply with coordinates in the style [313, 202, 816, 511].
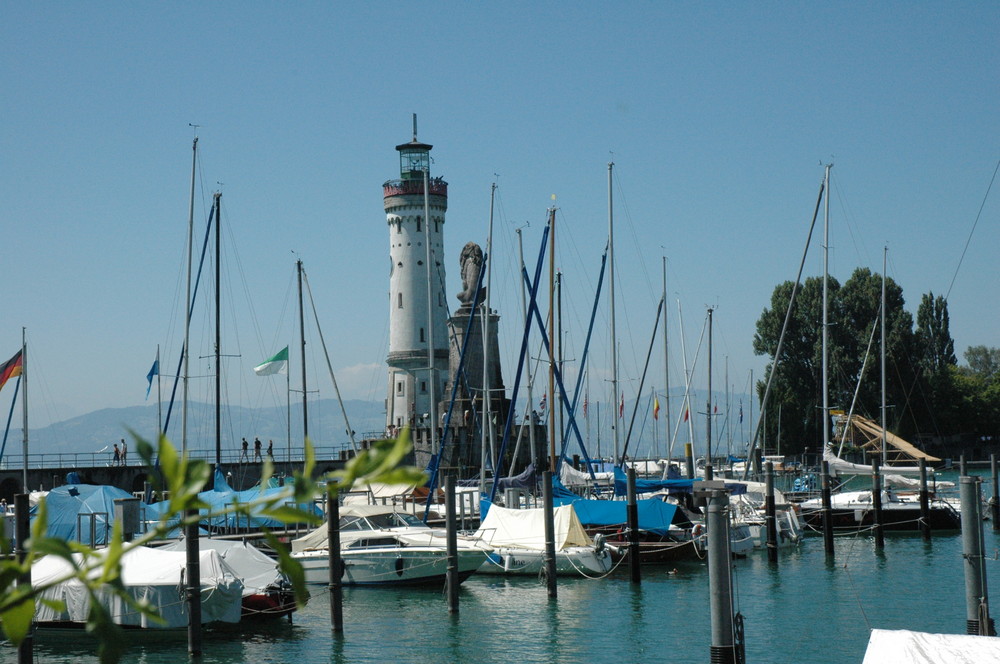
[6, 473, 999, 663]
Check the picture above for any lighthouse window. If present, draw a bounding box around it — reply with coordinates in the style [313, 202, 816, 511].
[416, 218, 422, 233]
[434, 220, 440, 233]
[397, 381, 403, 395]
[397, 293, 403, 308]
[420, 381, 427, 393]
[419, 328, 425, 342]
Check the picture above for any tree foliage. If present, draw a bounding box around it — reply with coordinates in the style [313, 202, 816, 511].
[0, 430, 425, 663]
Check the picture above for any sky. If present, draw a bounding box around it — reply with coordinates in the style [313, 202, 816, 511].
[2, 3, 997, 454]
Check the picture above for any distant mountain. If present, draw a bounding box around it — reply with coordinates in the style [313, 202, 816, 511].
[11, 399, 387, 457]
[11, 389, 757, 460]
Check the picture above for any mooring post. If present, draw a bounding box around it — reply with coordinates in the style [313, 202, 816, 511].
[871, 458, 884, 550]
[765, 461, 778, 565]
[685, 442, 695, 479]
[542, 470, 557, 598]
[821, 460, 835, 556]
[445, 474, 460, 613]
[992, 454, 1000, 531]
[707, 489, 740, 664]
[919, 459, 931, 540]
[327, 486, 343, 634]
[960, 474, 993, 635]
[185, 507, 202, 657]
[15, 494, 33, 664]
[626, 466, 641, 584]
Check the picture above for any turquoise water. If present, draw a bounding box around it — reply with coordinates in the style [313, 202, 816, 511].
[7, 473, 1000, 664]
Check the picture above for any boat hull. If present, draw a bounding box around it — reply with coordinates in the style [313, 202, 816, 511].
[294, 547, 486, 586]
[478, 546, 612, 576]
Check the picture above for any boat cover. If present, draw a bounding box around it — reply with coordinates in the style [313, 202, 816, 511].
[32, 545, 243, 628]
[36, 484, 136, 545]
[612, 467, 747, 497]
[560, 461, 613, 487]
[475, 500, 593, 550]
[862, 628, 1000, 663]
[571, 498, 679, 536]
[162, 538, 284, 597]
[824, 446, 922, 476]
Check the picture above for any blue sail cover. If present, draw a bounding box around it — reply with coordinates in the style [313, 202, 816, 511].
[611, 466, 747, 497]
[549, 476, 681, 536]
[37, 484, 136, 545]
[572, 498, 679, 537]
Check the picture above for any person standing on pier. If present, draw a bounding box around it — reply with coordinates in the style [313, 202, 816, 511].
[267, 439, 273, 461]
[120, 438, 127, 466]
[241, 437, 249, 462]
[254, 437, 262, 462]
[112, 443, 120, 466]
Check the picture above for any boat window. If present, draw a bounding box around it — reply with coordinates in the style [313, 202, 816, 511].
[348, 537, 399, 549]
[339, 516, 368, 531]
[391, 512, 423, 527]
[366, 514, 398, 529]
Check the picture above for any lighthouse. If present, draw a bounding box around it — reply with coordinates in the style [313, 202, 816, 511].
[383, 118, 449, 465]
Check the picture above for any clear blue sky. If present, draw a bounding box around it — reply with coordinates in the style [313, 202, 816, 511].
[2, 4, 997, 451]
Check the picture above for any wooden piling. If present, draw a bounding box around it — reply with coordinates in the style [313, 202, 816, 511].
[765, 461, 778, 565]
[445, 475, 460, 613]
[327, 487, 343, 634]
[821, 460, 834, 556]
[626, 466, 641, 584]
[919, 459, 931, 541]
[542, 470, 557, 598]
[15, 494, 33, 664]
[871, 458, 884, 550]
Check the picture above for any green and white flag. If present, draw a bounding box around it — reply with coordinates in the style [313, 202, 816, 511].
[254, 346, 289, 376]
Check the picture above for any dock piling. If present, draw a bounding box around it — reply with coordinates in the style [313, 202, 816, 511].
[765, 461, 778, 565]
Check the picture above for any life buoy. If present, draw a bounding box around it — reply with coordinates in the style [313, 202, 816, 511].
[692, 524, 705, 538]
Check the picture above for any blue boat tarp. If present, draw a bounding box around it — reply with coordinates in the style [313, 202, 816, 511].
[612, 466, 747, 497]
[37, 484, 136, 545]
[145, 469, 320, 530]
[572, 498, 679, 537]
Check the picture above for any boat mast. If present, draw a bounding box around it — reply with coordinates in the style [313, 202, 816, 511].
[481, 183, 496, 481]
[705, 307, 714, 480]
[515, 226, 538, 474]
[156, 344, 162, 438]
[608, 161, 619, 464]
[420, 120, 439, 479]
[297, 259, 308, 448]
[821, 163, 832, 454]
[214, 192, 222, 467]
[182, 136, 198, 453]
[547, 206, 557, 472]
[881, 245, 888, 466]
[661, 257, 670, 461]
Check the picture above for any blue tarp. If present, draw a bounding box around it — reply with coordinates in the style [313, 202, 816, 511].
[611, 466, 747, 497]
[37, 484, 136, 545]
[145, 468, 320, 529]
[572, 498, 679, 537]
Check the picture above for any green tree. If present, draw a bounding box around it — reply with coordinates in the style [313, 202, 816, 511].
[915, 292, 957, 375]
[0, 431, 424, 664]
[964, 345, 1000, 381]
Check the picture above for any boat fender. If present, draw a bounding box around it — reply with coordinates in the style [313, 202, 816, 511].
[692, 524, 704, 539]
[395, 556, 405, 577]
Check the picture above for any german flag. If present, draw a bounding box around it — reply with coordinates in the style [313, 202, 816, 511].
[0, 350, 22, 392]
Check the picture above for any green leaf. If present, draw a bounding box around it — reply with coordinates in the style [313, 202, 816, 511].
[0, 589, 34, 645]
[264, 530, 309, 609]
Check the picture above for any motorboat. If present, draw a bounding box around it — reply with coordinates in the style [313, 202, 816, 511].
[290, 504, 491, 586]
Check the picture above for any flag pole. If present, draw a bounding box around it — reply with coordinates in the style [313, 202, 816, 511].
[21, 328, 28, 493]
[156, 345, 162, 438]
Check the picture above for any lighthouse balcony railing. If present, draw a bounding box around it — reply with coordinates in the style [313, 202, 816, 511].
[382, 177, 448, 198]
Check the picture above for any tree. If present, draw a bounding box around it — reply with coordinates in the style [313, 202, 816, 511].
[0, 432, 424, 664]
[915, 292, 957, 375]
[964, 345, 1000, 381]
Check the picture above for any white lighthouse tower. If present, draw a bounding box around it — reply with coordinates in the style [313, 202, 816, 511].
[383, 118, 449, 465]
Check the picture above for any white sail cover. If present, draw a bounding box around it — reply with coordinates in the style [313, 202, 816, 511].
[475, 503, 593, 551]
[560, 461, 613, 488]
[824, 446, 922, 476]
[863, 629, 1000, 663]
[33, 545, 243, 628]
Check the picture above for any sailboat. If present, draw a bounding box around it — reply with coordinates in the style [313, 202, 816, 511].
[796, 185, 960, 532]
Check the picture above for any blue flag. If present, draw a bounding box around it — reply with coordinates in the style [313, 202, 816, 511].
[146, 359, 159, 400]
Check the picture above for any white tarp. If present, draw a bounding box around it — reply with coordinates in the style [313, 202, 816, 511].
[475, 503, 593, 551]
[162, 538, 283, 597]
[33, 545, 243, 628]
[862, 628, 1000, 663]
[560, 461, 613, 488]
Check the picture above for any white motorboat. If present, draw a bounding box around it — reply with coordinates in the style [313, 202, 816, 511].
[290, 504, 491, 586]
